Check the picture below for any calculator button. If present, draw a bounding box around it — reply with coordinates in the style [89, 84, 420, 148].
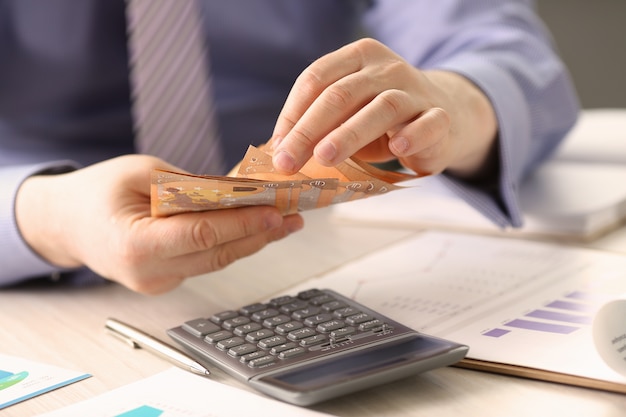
[233, 322, 263, 336]
[216, 337, 245, 350]
[204, 330, 233, 344]
[303, 313, 333, 327]
[279, 300, 309, 314]
[258, 335, 288, 349]
[269, 342, 297, 355]
[251, 309, 279, 322]
[269, 295, 296, 307]
[359, 319, 384, 331]
[333, 307, 360, 318]
[287, 327, 316, 341]
[210, 310, 238, 324]
[317, 319, 345, 333]
[309, 294, 335, 305]
[292, 306, 322, 320]
[321, 300, 348, 312]
[248, 355, 276, 368]
[245, 329, 275, 342]
[275, 321, 304, 335]
[330, 326, 356, 339]
[182, 319, 221, 337]
[240, 350, 266, 363]
[222, 316, 251, 330]
[263, 314, 291, 328]
[300, 334, 328, 346]
[239, 303, 267, 315]
[278, 347, 307, 359]
[346, 313, 374, 325]
[297, 289, 325, 299]
[228, 343, 258, 358]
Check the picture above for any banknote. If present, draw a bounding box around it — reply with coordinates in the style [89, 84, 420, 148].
[151, 145, 417, 216]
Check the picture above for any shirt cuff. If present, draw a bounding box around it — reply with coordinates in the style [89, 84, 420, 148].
[434, 56, 531, 228]
[0, 161, 82, 286]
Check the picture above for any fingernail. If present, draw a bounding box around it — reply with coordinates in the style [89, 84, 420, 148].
[315, 141, 337, 164]
[287, 216, 304, 234]
[269, 135, 283, 150]
[390, 137, 410, 155]
[273, 150, 296, 173]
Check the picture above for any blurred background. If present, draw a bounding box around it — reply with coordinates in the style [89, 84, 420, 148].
[537, 0, 626, 108]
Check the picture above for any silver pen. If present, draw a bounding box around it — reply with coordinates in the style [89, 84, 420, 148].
[105, 317, 210, 376]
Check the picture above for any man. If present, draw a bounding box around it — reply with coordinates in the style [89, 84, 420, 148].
[0, 0, 579, 293]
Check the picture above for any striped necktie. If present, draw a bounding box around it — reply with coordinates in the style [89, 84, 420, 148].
[126, 0, 225, 175]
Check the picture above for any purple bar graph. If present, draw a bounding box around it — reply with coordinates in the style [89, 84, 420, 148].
[504, 319, 579, 334]
[565, 291, 594, 301]
[483, 328, 510, 338]
[545, 300, 594, 313]
[525, 309, 592, 325]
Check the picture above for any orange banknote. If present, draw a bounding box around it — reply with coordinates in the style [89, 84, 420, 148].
[150, 145, 417, 217]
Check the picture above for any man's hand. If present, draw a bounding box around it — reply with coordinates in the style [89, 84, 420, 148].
[16, 155, 303, 294]
[270, 38, 498, 180]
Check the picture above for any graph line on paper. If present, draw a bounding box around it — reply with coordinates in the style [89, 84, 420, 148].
[292, 231, 626, 390]
[339, 233, 588, 334]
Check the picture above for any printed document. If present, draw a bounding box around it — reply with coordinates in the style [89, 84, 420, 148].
[288, 230, 626, 392]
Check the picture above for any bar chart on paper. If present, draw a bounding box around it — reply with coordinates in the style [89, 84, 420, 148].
[39, 368, 335, 417]
[291, 230, 626, 390]
[483, 291, 597, 338]
[116, 405, 165, 417]
[114, 403, 207, 417]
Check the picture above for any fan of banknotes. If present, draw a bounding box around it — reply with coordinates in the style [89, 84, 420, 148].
[150, 145, 418, 216]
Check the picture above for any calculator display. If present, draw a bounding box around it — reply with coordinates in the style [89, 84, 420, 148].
[168, 288, 468, 405]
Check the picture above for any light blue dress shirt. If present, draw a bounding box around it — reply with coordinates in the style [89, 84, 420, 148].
[0, 0, 580, 286]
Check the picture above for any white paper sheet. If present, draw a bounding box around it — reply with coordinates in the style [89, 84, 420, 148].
[288, 230, 626, 387]
[0, 354, 90, 409]
[39, 367, 336, 417]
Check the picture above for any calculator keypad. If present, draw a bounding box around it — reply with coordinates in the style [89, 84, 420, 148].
[177, 289, 396, 370]
[167, 288, 471, 406]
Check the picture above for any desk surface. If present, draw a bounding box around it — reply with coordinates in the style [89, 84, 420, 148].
[2, 207, 626, 417]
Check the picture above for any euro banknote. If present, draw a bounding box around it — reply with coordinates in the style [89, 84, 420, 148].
[150, 145, 416, 216]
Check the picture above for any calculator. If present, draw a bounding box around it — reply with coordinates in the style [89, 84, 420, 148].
[167, 288, 468, 406]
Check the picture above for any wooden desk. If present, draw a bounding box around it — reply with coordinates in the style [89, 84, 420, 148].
[2, 207, 625, 417]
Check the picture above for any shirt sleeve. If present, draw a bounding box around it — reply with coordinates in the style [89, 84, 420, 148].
[364, 0, 581, 227]
[0, 161, 82, 286]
